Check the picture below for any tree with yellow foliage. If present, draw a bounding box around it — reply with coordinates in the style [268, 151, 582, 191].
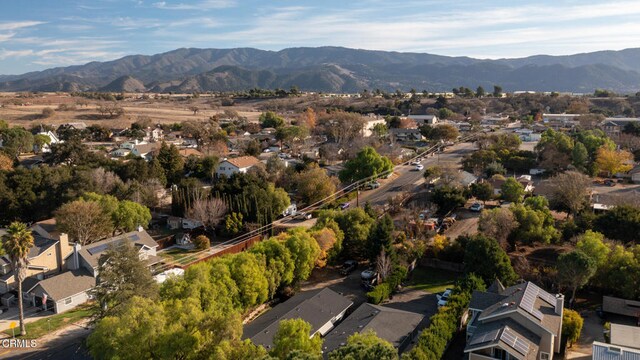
[431, 234, 449, 257]
[595, 147, 633, 177]
[302, 107, 316, 129]
[0, 152, 13, 171]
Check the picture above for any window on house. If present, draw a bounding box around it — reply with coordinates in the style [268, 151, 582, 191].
[64, 297, 72, 305]
[608, 347, 622, 354]
[540, 352, 550, 360]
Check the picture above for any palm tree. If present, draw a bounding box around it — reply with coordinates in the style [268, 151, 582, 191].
[1, 222, 34, 336]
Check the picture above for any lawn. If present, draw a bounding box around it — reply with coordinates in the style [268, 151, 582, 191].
[406, 267, 460, 294]
[160, 247, 198, 265]
[4, 305, 92, 339]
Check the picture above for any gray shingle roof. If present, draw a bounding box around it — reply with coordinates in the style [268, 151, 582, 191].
[33, 269, 95, 300]
[322, 303, 424, 354]
[243, 288, 353, 349]
[465, 320, 540, 360]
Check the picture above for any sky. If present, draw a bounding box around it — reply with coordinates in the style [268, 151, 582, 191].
[1, 0, 640, 74]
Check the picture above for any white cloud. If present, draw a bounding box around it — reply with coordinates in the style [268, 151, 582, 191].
[152, 0, 235, 10]
[0, 21, 45, 31]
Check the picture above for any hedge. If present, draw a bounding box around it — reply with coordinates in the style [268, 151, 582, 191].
[403, 274, 484, 360]
[367, 283, 391, 304]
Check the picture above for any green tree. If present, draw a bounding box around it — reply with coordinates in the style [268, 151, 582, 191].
[556, 250, 596, 305]
[260, 111, 285, 128]
[319, 209, 374, 259]
[476, 86, 486, 97]
[493, 85, 503, 97]
[271, 319, 323, 360]
[339, 146, 393, 183]
[283, 228, 321, 284]
[224, 212, 244, 236]
[594, 205, 640, 243]
[470, 182, 493, 204]
[501, 177, 524, 203]
[294, 166, 338, 205]
[225, 252, 269, 308]
[250, 239, 295, 297]
[157, 142, 184, 184]
[429, 123, 459, 141]
[463, 234, 518, 285]
[431, 185, 466, 214]
[571, 142, 589, 171]
[367, 214, 395, 261]
[328, 330, 398, 360]
[0, 127, 34, 158]
[55, 199, 113, 245]
[562, 309, 584, 347]
[33, 133, 51, 153]
[372, 123, 388, 138]
[575, 231, 610, 268]
[112, 200, 152, 233]
[509, 198, 560, 245]
[479, 207, 519, 247]
[193, 235, 210, 251]
[1, 222, 34, 336]
[92, 241, 159, 318]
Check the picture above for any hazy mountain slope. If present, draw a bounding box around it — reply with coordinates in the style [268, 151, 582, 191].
[3, 46, 640, 92]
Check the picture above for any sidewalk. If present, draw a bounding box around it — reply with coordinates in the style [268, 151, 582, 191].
[0, 319, 92, 359]
[0, 306, 53, 333]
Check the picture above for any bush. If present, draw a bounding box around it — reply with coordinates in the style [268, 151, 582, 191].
[562, 309, 584, 348]
[41, 107, 55, 118]
[387, 265, 408, 289]
[366, 283, 391, 304]
[193, 235, 210, 250]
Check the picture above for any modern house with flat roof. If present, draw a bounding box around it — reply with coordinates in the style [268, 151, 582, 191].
[593, 323, 640, 360]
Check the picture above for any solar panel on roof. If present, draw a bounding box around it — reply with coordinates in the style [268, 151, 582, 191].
[469, 329, 500, 345]
[87, 243, 110, 256]
[501, 327, 530, 355]
[520, 284, 544, 321]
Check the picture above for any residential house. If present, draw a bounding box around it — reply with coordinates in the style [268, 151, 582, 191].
[362, 117, 387, 137]
[488, 177, 535, 196]
[323, 303, 424, 355]
[20, 229, 160, 314]
[389, 128, 423, 142]
[0, 229, 73, 294]
[592, 324, 640, 360]
[409, 115, 439, 126]
[601, 117, 640, 138]
[58, 122, 87, 131]
[465, 280, 564, 360]
[147, 127, 164, 142]
[459, 171, 479, 188]
[110, 147, 131, 158]
[602, 296, 640, 321]
[482, 115, 511, 126]
[178, 148, 204, 159]
[34, 130, 61, 153]
[18, 155, 45, 169]
[243, 288, 353, 350]
[131, 143, 160, 160]
[120, 139, 147, 150]
[216, 156, 261, 177]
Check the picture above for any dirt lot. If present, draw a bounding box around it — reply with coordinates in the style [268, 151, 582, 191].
[0, 92, 264, 128]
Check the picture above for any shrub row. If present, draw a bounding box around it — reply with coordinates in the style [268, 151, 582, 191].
[404, 274, 484, 360]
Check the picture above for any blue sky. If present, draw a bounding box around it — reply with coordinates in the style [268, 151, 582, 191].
[1, 0, 640, 74]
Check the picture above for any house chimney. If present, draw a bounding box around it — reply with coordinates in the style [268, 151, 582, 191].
[57, 233, 71, 271]
[555, 293, 564, 316]
[137, 225, 144, 232]
[71, 243, 81, 270]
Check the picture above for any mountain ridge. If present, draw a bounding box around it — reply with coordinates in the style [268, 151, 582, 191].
[2, 46, 640, 93]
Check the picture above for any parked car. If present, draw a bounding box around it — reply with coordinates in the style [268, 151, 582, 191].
[410, 160, 421, 166]
[363, 181, 380, 190]
[604, 179, 616, 187]
[414, 164, 424, 171]
[469, 202, 484, 212]
[294, 211, 312, 220]
[360, 269, 378, 290]
[437, 288, 453, 308]
[341, 260, 357, 275]
[339, 202, 351, 210]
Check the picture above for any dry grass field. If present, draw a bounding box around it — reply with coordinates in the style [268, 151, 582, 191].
[0, 92, 264, 128]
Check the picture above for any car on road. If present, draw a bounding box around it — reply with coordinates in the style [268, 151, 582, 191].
[604, 179, 616, 187]
[410, 160, 421, 166]
[339, 202, 350, 210]
[437, 288, 453, 308]
[414, 164, 424, 171]
[294, 211, 313, 220]
[469, 202, 484, 212]
[341, 260, 357, 275]
[363, 181, 380, 190]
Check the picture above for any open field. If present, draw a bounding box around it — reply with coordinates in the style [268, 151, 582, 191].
[0, 93, 263, 128]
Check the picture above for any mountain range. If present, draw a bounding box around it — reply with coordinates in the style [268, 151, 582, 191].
[2, 46, 640, 93]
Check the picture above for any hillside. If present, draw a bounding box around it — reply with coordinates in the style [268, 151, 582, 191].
[2, 46, 640, 93]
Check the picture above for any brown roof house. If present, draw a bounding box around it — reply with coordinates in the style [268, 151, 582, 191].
[216, 156, 261, 177]
[22, 228, 160, 314]
[465, 281, 564, 360]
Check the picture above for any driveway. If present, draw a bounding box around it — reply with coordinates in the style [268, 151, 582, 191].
[383, 288, 439, 352]
[0, 306, 53, 333]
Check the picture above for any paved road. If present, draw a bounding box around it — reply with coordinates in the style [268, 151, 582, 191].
[0, 323, 91, 360]
[359, 141, 477, 207]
